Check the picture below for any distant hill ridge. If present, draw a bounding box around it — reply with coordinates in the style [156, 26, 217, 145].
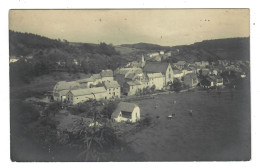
[9, 30, 249, 62]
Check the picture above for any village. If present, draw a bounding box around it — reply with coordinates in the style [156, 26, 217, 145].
[41, 50, 250, 126]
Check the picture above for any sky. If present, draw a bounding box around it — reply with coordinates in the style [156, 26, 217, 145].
[9, 9, 249, 46]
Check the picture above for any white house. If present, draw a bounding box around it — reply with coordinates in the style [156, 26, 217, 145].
[103, 80, 121, 99]
[147, 73, 164, 90]
[111, 102, 140, 123]
[66, 87, 107, 104]
[53, 81, 80, 102]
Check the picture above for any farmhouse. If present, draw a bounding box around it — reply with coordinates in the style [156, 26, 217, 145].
[66, 87, 107, 105]
[92, 73, 103, 85]
[103, 80, 121, 99]
[172, 61, 186, 70]
[143, 62, 174, 87]
[173, 69, 184, 80]
[111, 102, 140, 123]
[100, 69, 114, 81]
[183, 73, 198, 88]
[147, 73, 164, 90]
[53, 81, 80, 102]
[199, 75, 223, 88]
[76, 75, 95, 88]
[123, 80, 144, 96]
[114, 67, 143, 86]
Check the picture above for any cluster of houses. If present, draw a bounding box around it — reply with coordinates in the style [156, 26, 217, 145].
[52, 50, 249, 106]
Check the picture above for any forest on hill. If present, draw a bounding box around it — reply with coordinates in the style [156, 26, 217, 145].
[9, 30, 127, 85]
[9, 30, 250, 85]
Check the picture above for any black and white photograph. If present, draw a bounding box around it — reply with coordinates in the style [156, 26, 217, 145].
[9, 9, 251, 162]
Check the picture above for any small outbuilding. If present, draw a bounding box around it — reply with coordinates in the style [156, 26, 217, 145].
[112, 102, 140, 123]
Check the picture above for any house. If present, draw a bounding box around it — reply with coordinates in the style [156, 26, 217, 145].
[114, 67, 143, 86]
[111, 102, 140, 123]
[200, 75, 223, 88]
[173, 69, 184, 80]
[147, 73, 164, 90]
[92, 73, 103, 85]
[76, 75, 95, 88]
[143, 62, 174, 87]
[182, 67, 194, 75]
[103, 80, 121, 99]
[53, 81, 80, 102]
[66, 87, 107, 105]
[183, 73, 198, 88]
[172, 61, 186, 69]
[195, 61, 209, 67]
[147, 55, 161, 62]
[100, 69, 114, 81]
[200, 77, 215, 88]
[165, 51, 171, 57]
[147, 52, 160, 58]
[123, 80, 144, 96]
[200, 68, 210, 76]
[159, 51, 165, 55]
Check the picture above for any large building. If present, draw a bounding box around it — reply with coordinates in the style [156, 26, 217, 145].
[103, 80, 121, 99]
[66, 87, 107, 105]
[53, 81, 80, 102]
[143, 62, 174, 87]
[147, 73, 164, 90]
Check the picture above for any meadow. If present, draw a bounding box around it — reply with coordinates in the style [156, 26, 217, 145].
[127, 88, 251, 161]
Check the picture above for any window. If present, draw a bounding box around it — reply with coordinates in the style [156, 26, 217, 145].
[121, 111, 132, 119]
[169, 74, 171, 78]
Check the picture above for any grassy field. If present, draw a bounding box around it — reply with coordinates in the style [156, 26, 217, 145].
[126, 88, 250, 161]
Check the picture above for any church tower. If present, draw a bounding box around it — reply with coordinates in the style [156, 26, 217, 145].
[141, 55, 146, 68]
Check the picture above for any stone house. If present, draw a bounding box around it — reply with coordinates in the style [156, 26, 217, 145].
[66, 87, 107, 105]
[103, 80, 121, 99]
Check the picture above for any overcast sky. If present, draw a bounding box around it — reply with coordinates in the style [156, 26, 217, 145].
[9, 9, 249, 46]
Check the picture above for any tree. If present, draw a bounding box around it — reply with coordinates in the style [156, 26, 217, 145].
[171, 79, 182, 92]
[101, 102, 118, 119]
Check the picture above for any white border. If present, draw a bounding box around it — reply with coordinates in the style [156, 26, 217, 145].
[1, 0, 260, 168]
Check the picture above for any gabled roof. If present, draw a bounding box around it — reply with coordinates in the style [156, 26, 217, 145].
[54, 81, 80, 91]
[147, 73, 163, 79]
[69, 87, 106, 97]
[184, 73, 197, 80]
[104, 80, 120, 89]
[143, 62, 170, 74]
[100, 70, 113, 77]
[111, 102, 139, 118]
[76, 76, 95, 83]
[126, 80, 142, 86]
[115, 68, 142, 76]
[92, 73, 102, 80]
[173, 70, 183, 74]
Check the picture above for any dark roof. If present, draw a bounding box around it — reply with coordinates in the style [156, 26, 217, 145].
[143, 62, 170, 74]
[100, 70, 113, 77]
[126, 81, 142, 86]
[111, 102, 139, 118]
[70, 87, 106, 96]
[104, 80, 120, 89]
